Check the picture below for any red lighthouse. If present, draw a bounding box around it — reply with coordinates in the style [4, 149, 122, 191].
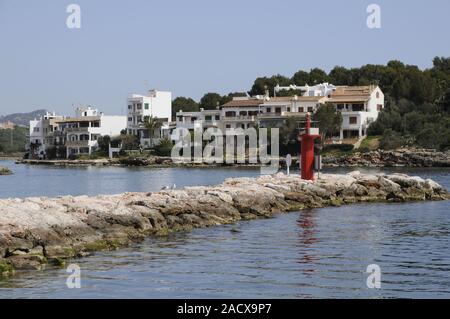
[300, 113, 321, 180]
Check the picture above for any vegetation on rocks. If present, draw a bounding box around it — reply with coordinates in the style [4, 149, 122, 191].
[0, 166, 12, 175]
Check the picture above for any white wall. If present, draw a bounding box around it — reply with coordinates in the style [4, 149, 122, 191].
[99, 115, 127, 137]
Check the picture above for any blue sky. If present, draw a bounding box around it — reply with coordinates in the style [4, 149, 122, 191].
[1, 0, 449, 115]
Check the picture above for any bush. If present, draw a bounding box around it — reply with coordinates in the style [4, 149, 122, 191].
[322, 143, 354, 153]
[380, 129, 404, 150]
[154, 138, 174, 156]
[415, 124, 442, 149]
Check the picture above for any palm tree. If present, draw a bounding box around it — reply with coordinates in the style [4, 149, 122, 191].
[143, 115, 161, 148]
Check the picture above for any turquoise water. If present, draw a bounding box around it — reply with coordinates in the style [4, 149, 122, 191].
[0, 160, 449, 298]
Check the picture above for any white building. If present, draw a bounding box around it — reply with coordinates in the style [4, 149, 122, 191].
[174, 83, 384, 140]
[328, 85, 384, 138]
[56, 106, 126, 158]
[28, 112, 64, 159]
[126, 90, 172, 148]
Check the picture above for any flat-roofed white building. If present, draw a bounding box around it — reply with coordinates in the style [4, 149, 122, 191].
[28, 112, 64, 159]
[126, 90, 172, 148]
[56, 106, 126, 157]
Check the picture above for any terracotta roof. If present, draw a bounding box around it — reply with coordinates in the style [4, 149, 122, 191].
[221, 99, 264, 108]
[332, 85, 376, 96]
[268, 96, 325, 102]
[328, 96, 370, 103]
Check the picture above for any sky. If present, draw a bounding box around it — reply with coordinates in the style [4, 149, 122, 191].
[0, 0, 449, 115]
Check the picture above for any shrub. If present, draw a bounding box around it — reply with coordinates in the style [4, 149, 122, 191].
[154, 138, 174, 156]
[379, 129, 404, 150]
[322, 143, 354, 153]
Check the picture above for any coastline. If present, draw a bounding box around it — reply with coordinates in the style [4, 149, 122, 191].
[1, 171, 448, 278]
[13, 148, 450, 169]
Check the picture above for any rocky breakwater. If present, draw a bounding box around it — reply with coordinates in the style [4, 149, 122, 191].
[0, 172, 448, 277]
[0, 166, 12, 175]
[323, 149, 450, 167]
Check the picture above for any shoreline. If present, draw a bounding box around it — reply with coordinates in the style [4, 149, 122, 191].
[13, 148, 450, 169]
[0, 171, 448, 278]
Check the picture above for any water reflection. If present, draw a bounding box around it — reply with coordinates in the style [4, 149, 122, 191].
[297, 210, 318, 273]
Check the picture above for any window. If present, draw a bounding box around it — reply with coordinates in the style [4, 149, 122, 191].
[377, 104, 383, 111]
[215, 115, 220, 120]
[205, 115, 212, 121]
[144, 103, 149, 110]
[287, 107, 291, 112]
[137, 103, 142, 110]
[275, 107, 281, 114]
[337, 104, 345, 110]
[266, 108, 271, 113]
[376, 92, 380, 98]
[33, 127, 40, 132]
[225, 124, 231, 129]
[299, 107, 304, 113]
[307, 107, 313, 113]
[349, 117, 357, 124]
[352, 104, 364, 112]
[241, 124, 246, 129]
[225, 111, 236, 117]
[128, 105, 132, 110]
[128, 117, 133, 122]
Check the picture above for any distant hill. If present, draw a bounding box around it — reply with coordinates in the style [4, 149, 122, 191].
[0, 109, 48, 127]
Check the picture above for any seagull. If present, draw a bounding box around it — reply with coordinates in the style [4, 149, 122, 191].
[171, 184, 177, 189]
[161, 185, 170, 190]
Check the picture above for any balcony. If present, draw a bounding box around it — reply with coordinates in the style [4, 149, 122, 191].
[66, 140, 89, 147]
[65, 127, 90, 133]
[223, 115, 256, 122]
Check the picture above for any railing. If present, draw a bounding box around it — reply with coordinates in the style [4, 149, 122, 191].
[66, 140, 89, 147]
[65, 127, 89, 133]
[223, 115, 256, 121]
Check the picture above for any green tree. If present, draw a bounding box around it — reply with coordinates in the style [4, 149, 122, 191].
[329, 66, 353, 85]
[308, 68, 329, 84]
[199, 93, 225, 110]
[172, 97, 199, 119]
[97, 135, 111, 154]
[291, 70, 310, 85]
[249, 75, 291, 96]
[144, 115, 162, 147]
[313, 103, 343, 142]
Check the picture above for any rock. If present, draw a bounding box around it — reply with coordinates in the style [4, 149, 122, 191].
[323, 149, 450, 167]
[0, 166, 12, 175]
[0, 172, 447, 275]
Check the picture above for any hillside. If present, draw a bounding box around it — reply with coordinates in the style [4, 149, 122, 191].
[0, 109, 48, 126]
